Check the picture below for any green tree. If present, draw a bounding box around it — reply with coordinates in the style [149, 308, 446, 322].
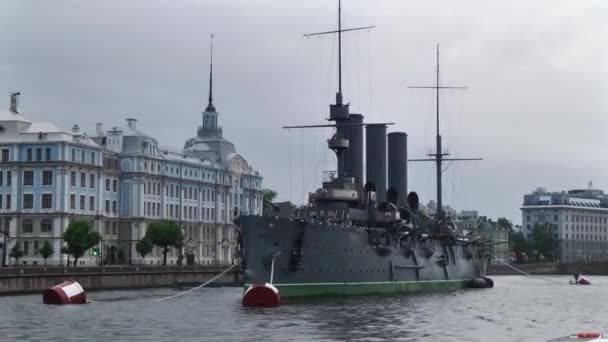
[60, 246, 70, 266]
[136, 237, 153, 260]
[63, 220, 101, 267]
[262, 189, 278, 216]
[144, 221, 183, 265]
[497, 217, 513, 231]
[9, 242, 24, 265]
[40, 240, 54, 265]
[531, 223, 557, 262]
[510, 231, 531, 263]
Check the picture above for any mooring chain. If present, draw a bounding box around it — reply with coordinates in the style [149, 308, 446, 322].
[154, 264, 238, 302]
[493, 255, 564, 285]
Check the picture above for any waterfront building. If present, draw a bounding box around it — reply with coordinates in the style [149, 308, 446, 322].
[521, 187, 608, 262]
[454, 210, 479, 232]
[422, 200, 457, 219]
[474, 217, 509, 265]
[0, 87, 262, 266]
[452, 210, 509, 264]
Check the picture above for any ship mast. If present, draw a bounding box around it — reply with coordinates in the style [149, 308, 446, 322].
[409, 44, 481, 217]
[301, 0, 375, 182]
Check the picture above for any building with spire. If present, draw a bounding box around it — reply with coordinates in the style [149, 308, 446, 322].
[0, 41, 263, 266]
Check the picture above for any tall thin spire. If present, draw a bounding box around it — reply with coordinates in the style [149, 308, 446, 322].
[205, 34, 216, 113]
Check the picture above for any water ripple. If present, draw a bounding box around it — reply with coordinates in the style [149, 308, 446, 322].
[0, 276, 604, 341]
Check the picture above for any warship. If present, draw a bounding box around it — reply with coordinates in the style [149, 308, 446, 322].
[238, 1, 492, 299]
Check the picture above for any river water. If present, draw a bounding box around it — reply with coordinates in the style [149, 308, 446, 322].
[0, 275, 605, 341]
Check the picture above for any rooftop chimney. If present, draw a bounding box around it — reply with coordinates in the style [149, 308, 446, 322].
[9, 92, 20, 113]
[126, 118, 137, 130]
[96, 122, 103, 135]
[72, 124, 80, 134]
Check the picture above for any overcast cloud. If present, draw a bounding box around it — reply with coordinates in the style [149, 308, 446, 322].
[2, 0, 608, 223]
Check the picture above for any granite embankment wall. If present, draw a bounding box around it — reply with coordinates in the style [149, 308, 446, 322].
[0, 265, 242, 295]
[488, 262, 608, 276]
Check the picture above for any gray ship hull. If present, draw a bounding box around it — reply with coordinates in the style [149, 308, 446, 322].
[240, 215, 488, 298]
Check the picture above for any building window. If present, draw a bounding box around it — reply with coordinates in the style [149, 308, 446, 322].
[80, 173, 86, 188]
[6, 171, 10, 186]
[41, 194, 52, 209]
[71, 149, 76, 162]
[22, 219, 33, 233]
[112, 222, 117, 235]
[90, 152, 95, 164]
[1, 149, 8, 162]
[23, 170, 34, 186]
[105, 200, 110, 212]
[81, 150, 85, 163]
[23, 194, 33, 209]
[42, 170, 53, 185]
[113, 180, 117, 192]
[80, 195, 85, 210]
[23, 241, 29, 255]
[89, 196, 95, 210]
[0, 195, 2, 209]
[0, 171, 3, 186]
[70, 194, 76, 209]
[34, 240, 39, 255]
[106, 179, 110, 191]
[70, 172, 76, 186]
[89, 174, 95, 189]
[26, 148, 32, 161]
[5, 194, 10, 209]
[105, 222, 110, 235]
[36, 148, 41, 161]
[45, 148, 51, 161]
[41, 219, 52, 233]
[112, 201, 117, 213]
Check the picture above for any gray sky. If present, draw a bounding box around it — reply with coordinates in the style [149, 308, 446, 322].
[2, 0, 608, 224]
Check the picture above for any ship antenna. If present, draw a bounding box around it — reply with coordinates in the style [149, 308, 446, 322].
[205, 34, 216, 112]
[338, 0, 342, 102]
[304, 0, 375, 106]
[408, 44, 481, 218]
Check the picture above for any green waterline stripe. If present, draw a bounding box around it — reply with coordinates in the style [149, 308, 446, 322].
[245, 279, 470, 287]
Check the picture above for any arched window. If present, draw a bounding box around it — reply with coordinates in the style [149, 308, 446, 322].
[41, 219, 52, 233]
[22, 219, 33, 234]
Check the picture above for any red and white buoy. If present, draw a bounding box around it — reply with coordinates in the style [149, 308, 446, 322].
[242, 282, 281, 307]
[42, 280, 87, 305]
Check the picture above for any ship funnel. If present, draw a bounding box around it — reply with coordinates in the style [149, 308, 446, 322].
[366, 124, 387, 203]
[344, 114, 364, 189]
[388, 132, 408, 207]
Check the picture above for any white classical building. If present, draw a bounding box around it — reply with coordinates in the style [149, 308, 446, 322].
[521, 187, 608, 262]
[0, 77, 262, 266]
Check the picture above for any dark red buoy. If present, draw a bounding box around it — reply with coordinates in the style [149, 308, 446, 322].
[43, 280, 87, 305]
[242, 283, 280, 307]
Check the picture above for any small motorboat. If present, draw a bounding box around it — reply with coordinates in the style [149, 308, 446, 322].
[547, 332, 608, 341]
[570, 274, 592, 285]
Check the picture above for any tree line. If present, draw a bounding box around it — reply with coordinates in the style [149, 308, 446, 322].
[510, 223, 557, 263]
[9, 219, 184, 266]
